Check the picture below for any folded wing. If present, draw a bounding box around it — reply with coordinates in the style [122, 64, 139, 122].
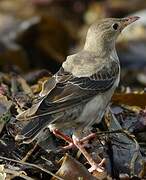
[16, 60, 119, 142]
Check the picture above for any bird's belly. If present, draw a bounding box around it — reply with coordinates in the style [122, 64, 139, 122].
[49, 77, 119, 133]
[77, 79, 118, 129]
[78, 94, 109, 125]
[48, 104, 84, 131]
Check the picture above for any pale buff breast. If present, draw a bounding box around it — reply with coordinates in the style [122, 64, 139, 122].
[74, 75, 120, 135]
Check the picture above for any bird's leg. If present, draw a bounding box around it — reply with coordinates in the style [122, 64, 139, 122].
[53, 130, 105, 172]
[53, 129, 97, 150]
[52, 129, 73, 143]
[80, 133, 96, 144]
[72, 135, 105, 172]
[52, 129, 74, 148]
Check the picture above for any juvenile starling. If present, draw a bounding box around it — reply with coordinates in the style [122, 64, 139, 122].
[16, 16, 139, 172]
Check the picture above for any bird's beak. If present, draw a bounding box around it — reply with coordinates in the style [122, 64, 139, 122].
[121, 16, 140, 29]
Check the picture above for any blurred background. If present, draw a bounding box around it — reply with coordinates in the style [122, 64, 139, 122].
[0, 2, 146, 179]
[0, 0, 146, 89]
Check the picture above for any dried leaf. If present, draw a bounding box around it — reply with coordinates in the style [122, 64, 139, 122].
[17, 76, 33, 97]
[0, 95, 12, 133]
[52, 154, 95, 180]
[112, 93, 146, 108]
[105, 110, 143, 178]
[0, 165, 6, 180]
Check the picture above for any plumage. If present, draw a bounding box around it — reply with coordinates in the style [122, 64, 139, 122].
[15, 16, 139, 172]
[16, 53, 119, 141]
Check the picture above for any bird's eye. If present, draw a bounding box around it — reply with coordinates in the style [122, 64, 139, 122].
[112, 23, 119, 30]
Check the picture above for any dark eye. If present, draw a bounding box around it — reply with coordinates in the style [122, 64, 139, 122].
[112, 23, 119, 30]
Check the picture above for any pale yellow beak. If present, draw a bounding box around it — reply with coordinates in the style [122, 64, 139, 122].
[121, 16, 140, 29]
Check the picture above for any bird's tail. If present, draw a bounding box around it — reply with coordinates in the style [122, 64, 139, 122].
[15, 114, 53, 143]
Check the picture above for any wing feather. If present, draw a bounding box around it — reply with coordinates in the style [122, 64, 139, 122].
[18, 60, 119, 120]
[16, 60, 119, 141]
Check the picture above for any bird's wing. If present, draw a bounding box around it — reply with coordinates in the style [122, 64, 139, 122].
[18, 60, 119, 120]
[16, 60, 119, 141]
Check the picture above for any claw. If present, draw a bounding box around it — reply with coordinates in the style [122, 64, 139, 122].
[88, 164, 104, 173]
[88, 158, 106, 172]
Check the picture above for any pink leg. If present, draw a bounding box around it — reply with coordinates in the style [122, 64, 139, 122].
[80, 133, 96, 143]
[52, 129, 73, 144]
[52, 129, 74, 151]
[73, 135, 105, 172]
[53, 129, 105, 172]
[53, 129, 96, 150]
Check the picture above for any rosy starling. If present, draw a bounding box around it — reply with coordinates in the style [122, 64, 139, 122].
[16, 16, 139, 172]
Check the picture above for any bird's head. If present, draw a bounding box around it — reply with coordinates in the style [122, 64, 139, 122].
[84, 16, 140, 56]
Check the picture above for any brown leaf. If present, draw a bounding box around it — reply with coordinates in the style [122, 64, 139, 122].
[51, 154, 95, 180]
[112, 93, 146, 108]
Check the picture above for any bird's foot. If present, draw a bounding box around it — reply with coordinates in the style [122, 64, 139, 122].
[53, 129, 96, 151]
[72, 135, 105, 173]
[59, 142, 74, 151]
[53, 130, 105, 172]
[80, 132, 96, 145]
[53, 129, 73, 144]
[88, 158, 105, 172]
[52, 129, 74, 151]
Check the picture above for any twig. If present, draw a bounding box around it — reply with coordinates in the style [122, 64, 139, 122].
[95, 129, 124, 135]
[21, 143, 38, 162]
[0, 156, 63, 180]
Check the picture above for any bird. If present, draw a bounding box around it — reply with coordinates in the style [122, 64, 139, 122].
[15, 16, 139, 172]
